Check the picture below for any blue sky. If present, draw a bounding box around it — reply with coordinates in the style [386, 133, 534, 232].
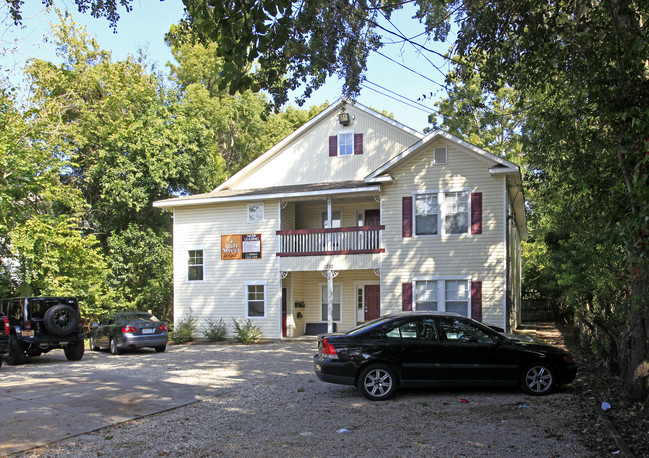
[1, 1, 454, 132]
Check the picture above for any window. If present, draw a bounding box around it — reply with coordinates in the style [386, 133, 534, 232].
[246, 283, 266, 317]
[329, 132, 363, 157]
[443, 191, 469, 234]
[386, 318, 439, 341]
[415, 193, 438, 235]
[415, 280, 438, 311]
[413, 279, 470, 316]
[445, 280, 469, 316]
[247, 203, 264, 222]
[188, 250, 203, 281]
[437, 317, 493, 344]
[338, 131, 354, 156]
[321, 210, 341, 228]
[413, 189, 470, 236]
[321, 284, 341, 322]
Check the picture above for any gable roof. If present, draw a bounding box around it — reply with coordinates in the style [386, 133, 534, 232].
[364, 129, 528, 240]
[214, 98, 424, 192]
[365, 129, 519, 182]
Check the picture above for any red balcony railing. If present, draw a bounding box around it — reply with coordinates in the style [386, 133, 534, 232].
[276, 226, 385, 257]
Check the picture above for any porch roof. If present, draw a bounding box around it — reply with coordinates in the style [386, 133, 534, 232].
[153, 181, 381, 209]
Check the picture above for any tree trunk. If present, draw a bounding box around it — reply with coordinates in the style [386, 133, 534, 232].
[622, 259, 649, 402]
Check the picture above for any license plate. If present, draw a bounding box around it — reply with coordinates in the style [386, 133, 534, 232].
[21, 330, 34, 337]
[142, 328, 154, 334]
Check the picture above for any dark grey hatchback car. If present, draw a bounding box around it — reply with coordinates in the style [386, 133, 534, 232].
[314, 311, 577, 400]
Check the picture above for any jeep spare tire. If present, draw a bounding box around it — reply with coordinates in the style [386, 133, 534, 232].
[43, 303, 79, 336]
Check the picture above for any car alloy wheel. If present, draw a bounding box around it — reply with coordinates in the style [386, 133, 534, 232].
[109, 338, 121, 355]
[89, 336, 99, 351]
[358, 364, 397, 401]
[521, 362, 555, 395]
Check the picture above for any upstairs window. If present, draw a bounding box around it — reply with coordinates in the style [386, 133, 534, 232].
[338, 131, 354, 156]
[329, 132, 363, 157]
[443, 191, 469, 234]
[413, 189, 470, 236]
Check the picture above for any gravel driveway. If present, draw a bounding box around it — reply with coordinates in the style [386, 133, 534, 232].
[3, 340, 593, 457]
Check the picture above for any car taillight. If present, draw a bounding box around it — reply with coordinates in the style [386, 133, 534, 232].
[321, 338, 338, 360]
[122, 326, 137, 333]
[158, 324, 168, 332]
[2, 316, 8, 336]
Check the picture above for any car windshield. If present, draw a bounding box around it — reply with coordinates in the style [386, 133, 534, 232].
[343, 316, 395, 335]
[119, 312, 158, 322]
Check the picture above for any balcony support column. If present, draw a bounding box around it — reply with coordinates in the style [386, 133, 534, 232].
[321, 264, 339, 333]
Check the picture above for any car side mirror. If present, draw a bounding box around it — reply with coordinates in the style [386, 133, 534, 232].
[493, 335, 503, 346]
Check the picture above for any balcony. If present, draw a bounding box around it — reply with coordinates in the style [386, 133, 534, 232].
[276, 226, 385, 257]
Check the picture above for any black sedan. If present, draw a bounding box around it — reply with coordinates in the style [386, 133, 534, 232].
[89, 312, 168, 355]
[314, 311, 577, 400]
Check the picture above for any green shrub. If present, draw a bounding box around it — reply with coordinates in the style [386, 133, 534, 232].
[202, 317, 228, 342]
[232, 319, 262, 344]
[173, 310, 197, 344]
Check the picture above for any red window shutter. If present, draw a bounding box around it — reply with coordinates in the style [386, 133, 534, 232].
[402, 282, 413, 311]
[471, 281, 482, 322]
[354, 133, 363, 155]
[329, 135, 337, 157]
[471, 192, 482, 234]
[402, 196, 413, 237]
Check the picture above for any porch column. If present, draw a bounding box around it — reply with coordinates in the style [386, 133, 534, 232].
[321, 264, 339, 333]
[326, 197, 332, 251]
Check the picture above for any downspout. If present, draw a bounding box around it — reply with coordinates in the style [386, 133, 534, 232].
[504, 179, 510, 332]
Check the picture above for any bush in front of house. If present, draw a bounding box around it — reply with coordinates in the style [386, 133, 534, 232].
[202, 317, 228, 342]
[232, 319, 262, 344]
[173, 310, 197, 344]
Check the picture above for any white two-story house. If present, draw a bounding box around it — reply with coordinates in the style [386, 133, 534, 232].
[153, 99, 527, 338]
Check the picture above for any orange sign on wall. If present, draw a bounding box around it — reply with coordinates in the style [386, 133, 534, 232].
[221, 234, 262, 260]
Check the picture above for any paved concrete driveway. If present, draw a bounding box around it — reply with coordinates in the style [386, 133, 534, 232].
[0, 346, 225, 455]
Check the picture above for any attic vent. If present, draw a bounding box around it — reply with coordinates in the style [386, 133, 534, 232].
[434, 146, 447, 165]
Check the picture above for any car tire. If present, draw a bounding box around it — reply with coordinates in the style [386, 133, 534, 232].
[5, 336, 26, 365]
[64, 340, 85, 361]
[358, 364, 398, 401]
[154, 345, 166, 353]
[109, 337, 122, 355]
[521, 362, 556, 395]
[43, 304, 79, 337]
[89, 336, 100, 351]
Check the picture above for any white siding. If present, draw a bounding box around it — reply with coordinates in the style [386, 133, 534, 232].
[233, 104, 420, 190]
[380, 139, 507, 327]
[173, 201, 281, 339]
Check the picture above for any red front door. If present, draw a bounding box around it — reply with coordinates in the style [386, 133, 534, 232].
[365, 285, 380, 321]
[365, 209, 380, 226]
[281, 288, 287, 337]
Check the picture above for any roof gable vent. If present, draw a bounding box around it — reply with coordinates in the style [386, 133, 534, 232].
[434, 146, 448, 165]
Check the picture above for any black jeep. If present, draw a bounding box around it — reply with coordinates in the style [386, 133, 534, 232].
[0, 297, 85, 365]
[0, 312, 9, 367]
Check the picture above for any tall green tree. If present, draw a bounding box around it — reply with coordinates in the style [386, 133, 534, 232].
[23, 14, 194, 319]
[0, 86, 107, 306]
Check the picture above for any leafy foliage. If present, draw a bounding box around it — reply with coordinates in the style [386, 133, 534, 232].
[232, 319, 262, 344]
[202, 317, 228, 342]
[173, 310, 198, 344]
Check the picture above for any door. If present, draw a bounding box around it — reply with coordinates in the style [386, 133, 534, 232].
[365, 285, 380, 321]
[365, 209, 380, 226]
[282, 288, 288, 338]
